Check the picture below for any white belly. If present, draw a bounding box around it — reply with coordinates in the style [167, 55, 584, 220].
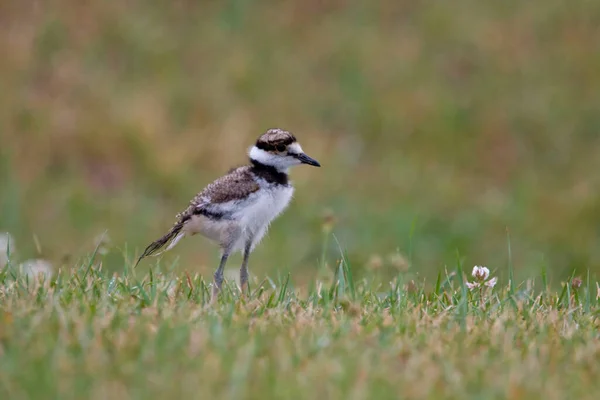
[183, 185, 294, 253]
[233, 185, 294, 251]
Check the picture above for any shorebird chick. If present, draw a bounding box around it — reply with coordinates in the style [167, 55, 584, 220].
[136, 128, 321, 302]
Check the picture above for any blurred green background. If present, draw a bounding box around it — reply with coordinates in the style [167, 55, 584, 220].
[1, 0, 599, 286]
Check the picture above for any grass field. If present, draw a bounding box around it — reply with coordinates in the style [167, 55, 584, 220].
[1, 247, 598, 400]
[2, 1, 600, 398]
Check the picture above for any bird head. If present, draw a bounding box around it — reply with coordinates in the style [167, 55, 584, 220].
[249, 128, 321, 172]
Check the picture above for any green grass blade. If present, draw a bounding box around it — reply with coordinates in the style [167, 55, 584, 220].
[585, 269, 591, 313]
[332, 234, 355, 300]
[506, 228, 517, 309]
[277, 273, 290, 305]
[455, 250, 468, 330]
[82, 230, 108, 282]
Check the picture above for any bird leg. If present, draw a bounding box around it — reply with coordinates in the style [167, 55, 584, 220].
[211, 252, 229, 303]
[211, 225, 241, 304]
[239, 240, 253, 297]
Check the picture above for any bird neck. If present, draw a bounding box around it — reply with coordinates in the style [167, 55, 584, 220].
[249, 159, 289, 185]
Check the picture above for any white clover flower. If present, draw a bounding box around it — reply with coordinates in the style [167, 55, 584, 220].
[465, 281, 479, 290]
[466, 265, 496, 291]
[485, 277, 498, 288]
[472, 266, 490, 281]
[0, 232, 16, 269]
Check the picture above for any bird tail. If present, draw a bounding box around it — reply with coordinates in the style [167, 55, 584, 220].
[135, 222, 186, 267]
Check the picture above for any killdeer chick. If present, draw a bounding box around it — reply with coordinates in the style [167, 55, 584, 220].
[136, 128, 321, 301]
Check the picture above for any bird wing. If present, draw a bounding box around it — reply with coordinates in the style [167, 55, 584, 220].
[176, 166, 260, 222]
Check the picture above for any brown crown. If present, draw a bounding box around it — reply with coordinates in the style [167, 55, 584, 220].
[255, 128, 297, 152]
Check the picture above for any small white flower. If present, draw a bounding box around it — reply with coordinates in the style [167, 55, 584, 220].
[466, 265, 497, 291]
[472, 266, 490, 281]
[465, 281, 479, 290]
[485, 277, 498, 288]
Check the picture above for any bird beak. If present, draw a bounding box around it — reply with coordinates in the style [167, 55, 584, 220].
[296, 153, 321, 167]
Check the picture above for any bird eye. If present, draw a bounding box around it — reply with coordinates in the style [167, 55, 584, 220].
[276, 144, 286, 152]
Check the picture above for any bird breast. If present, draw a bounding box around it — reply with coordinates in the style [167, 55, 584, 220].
[235, 184, 295, 237]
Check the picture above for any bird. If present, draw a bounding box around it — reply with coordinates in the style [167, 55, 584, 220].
[136, 128, 321, 301]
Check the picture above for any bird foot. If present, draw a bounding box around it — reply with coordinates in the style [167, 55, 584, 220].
[210, 272, 224, 305]
[240, 281, 249, 299]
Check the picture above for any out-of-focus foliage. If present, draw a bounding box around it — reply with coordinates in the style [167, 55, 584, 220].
[1, 1, 599, 285]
